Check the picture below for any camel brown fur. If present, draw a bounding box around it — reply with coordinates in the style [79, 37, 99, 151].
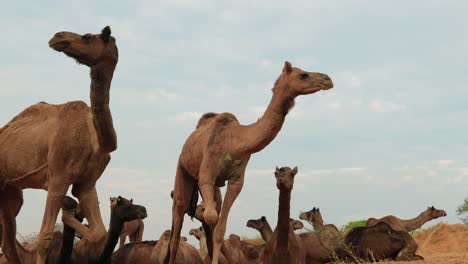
[151, 230, 203, 264]
[298, 207, 342, 263]
[60, 196, 147, 263]
[246, 217, 304, 243]
[167, 62, 333, 264]
[0, 26, 119, 264]
[110, 197, 145, 248]
[341, 222, 423, 261]
[366, 206, 447, 232]
[263, 167, 305, 264]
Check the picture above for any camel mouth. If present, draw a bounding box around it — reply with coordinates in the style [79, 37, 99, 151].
[49, 39, 70, 52]
[246, 221, 255, 228]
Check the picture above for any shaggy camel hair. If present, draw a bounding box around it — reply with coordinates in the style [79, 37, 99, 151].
[167, 62, 333, 264]
[263, 167, 305, 264]
[110, 197, 145, 248]
[246, 217, 304, 243]
[298, 207, 342, 264]
[60, 196, 147, 263]
[366, 206, 447, 232]
[341, 222, 423, 261]
[0, 26, 118, 264]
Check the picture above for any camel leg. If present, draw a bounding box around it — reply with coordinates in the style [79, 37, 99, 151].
[396, 238, 421, 261]
[74, 185, 106, 244]
[166, 165, 195, 264]
[36, 181, 69, 264]
[136, 220, 144, 242]
[204, 187, 222, 260]
[119, 233, 127, 248]
[0, 186, 23, 264]
[212, 180, 244, 264]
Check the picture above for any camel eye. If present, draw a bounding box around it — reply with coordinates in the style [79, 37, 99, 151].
[299, 73, 309, 80]
[82, 34, 93, 42]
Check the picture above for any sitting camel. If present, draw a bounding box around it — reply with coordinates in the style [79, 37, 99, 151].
[110, 197, 145, 248]
[167, 62, 333, 264]
[246, 217, 304, 243]
[366, 206, 447, 233]
[0, 26, 119, 264]
[341, 222, 423, 261]
[263, 167, 305, 264]
[298, 207, 342, 264]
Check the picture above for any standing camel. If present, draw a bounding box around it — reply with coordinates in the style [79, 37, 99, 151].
[110, 197, 145, 248]
[167, 62, 333, 264]
[263, 167, 305, 264]
[0, 26, 118, 263]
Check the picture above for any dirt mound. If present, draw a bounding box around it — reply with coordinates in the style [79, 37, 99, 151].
[415, 223, 468, 254]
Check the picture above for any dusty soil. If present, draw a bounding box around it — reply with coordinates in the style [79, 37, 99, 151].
[365, 223, 468, 264]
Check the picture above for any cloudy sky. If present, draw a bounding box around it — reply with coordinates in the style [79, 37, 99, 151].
[1, 0, 467, 245]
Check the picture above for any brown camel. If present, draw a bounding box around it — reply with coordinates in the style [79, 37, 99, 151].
[110, 197, 145, 248]
[341, 221, 423, 261]
[366, 206, 447, 232]
[167, 62, 333, 264]
[0, 26, 118, 263]
[298, 207, 342, 263]
[263, 167, 305, 264]
[246, 217, 304, 243]
[151, 230, 203, 264]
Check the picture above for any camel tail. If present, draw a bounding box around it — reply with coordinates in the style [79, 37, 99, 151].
[188, 181, 199, 219]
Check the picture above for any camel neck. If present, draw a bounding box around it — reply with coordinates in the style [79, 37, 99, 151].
[199, 235, 208, 258]
[260, 222, 273, 242]
[401, 212, 432, 232]
[277, 189, 291, 251]
[98, 212, 123, 264]
[313, 218, 325, 231]
[241, 88, 292, 154]
[90, 62, 117, 153]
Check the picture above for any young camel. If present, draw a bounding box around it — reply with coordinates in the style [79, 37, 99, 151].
[263, 167, 305, 264]
[167, 62, 333, 264]
[110, 197, 145, 248]
[246, 217, 304, 243]
[366, 206, 447, 232]
[0, 26, 118, 263]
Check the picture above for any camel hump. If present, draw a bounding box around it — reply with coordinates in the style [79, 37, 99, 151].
[216, 112, 238, 125]
[196, 112, 219, 128]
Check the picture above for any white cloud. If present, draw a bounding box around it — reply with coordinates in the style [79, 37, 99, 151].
[369, 99, 407, 113]
[169, 111, 203, 123]
[435, 159, 456, 166]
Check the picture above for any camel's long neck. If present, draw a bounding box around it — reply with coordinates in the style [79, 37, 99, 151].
[98, 212, 123, 264]
[58, 219, 83, 263]
[241, 89, 292, 154]
[260, 223, 274, 242]
[90, 62, 117, 153]
[199, 234, 208, 258]
[276, 189, 291, 251]
[312, 217, 326, 231]
[401, 212, 432, 232]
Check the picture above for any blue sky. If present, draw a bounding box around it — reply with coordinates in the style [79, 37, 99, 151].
[1, 0, 467, 245]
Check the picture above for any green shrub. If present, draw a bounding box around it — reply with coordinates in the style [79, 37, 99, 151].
[341, 219, 367, 233]
[456, 198, 468, 225]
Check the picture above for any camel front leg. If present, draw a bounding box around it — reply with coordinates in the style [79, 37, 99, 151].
[211, 180, 243, 264]
[74, 186, 106, 244]
[396, 237, 422, 261]
[36, 183, 69, 264]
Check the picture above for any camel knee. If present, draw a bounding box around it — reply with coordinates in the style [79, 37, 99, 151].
[37, 232, 54, 256]
[204, 206, 218, 226]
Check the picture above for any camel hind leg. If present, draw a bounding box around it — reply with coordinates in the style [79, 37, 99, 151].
[165, 164, 196, 264]
[0, 186, 23, 264]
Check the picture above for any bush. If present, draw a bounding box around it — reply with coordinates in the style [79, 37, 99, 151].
[341, 219, 367, 233]
[456, 198, 468, 225]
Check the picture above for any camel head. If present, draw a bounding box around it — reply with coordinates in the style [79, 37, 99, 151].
[273, 61, 333, 98]
[299, 207, 322, 223]
[289, 218, 304, 230]
[425, 206, 447, 219]
[111, 196, 147, 222]
[274, 166, 298, 191]
[49, 26, 118, 67]
[189, 226, 205, 240]
[246, 216, 268, 230]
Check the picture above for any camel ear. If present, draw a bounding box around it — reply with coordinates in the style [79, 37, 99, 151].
[130, 198, 133, 203]
[292, 166, 298, 175]
[275, 166, 280, 173]
[261, 216, 266, 221]
[101, 26, 111, 43]
[283, 61, 293, 75]
[317, 208, 320, 212]
[170, 191, 174, 199]
[431, 206, 435, 210]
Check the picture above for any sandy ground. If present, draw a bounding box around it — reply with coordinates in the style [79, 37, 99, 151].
[365, 223, 468, 264]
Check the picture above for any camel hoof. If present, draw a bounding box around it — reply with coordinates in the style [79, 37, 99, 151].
[204, 207, 218, 226]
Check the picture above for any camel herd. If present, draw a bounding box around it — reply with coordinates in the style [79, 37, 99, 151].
[0, 26, 448, 264]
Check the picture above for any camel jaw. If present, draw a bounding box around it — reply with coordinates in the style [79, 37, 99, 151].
[48, 39, 70, 52]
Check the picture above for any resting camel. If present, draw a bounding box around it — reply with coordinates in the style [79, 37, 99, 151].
[341, 222, 423, 261]
[110, 197, 145, 248]
[366, 206, 447, 232]
[167, 62, 333, 264]
[263, 167, 305, 264]
[298, 207, 342, 263]
[246, 217, 304, 243]
[0, 26, 119, 263]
